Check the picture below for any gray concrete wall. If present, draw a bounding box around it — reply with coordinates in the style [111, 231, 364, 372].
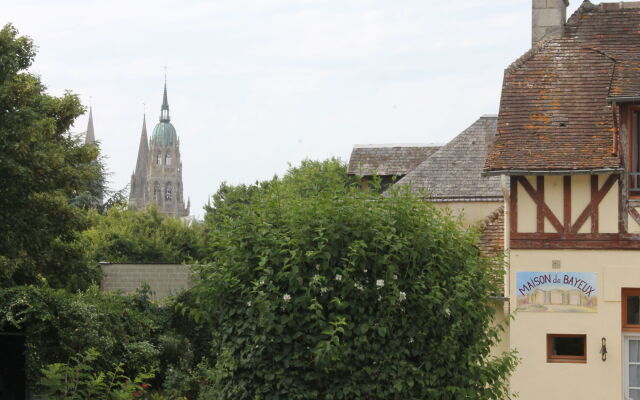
[100, 263, 192, 300]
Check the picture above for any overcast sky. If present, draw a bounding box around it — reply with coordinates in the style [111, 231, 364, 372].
[4, 0, 582, 218]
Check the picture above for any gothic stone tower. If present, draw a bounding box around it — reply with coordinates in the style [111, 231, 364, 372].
[129, 81, 189, 217]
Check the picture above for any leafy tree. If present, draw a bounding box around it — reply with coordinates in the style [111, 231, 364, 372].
[0, 24, 102, 289]
[188, 160, 516, 399]
[82, 205, 203, 264]
[201, 158, 355, 260]
[0, 285, 163, 385]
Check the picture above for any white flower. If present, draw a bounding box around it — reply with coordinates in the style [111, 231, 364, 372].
[444, 307, 451, 316]
[399, 291, 407, 302]
[377, 295, 382, 301]
[283, 294, 291, 302]
[393, 274, 398, 280]
[363, 269, 368, 273]
[247, 301, 252, 307]
[335, 274, 342, 281]
[376, 279, 385, 289]
[315, 264, 320, 271]
[354, 283, 365, 291]
[320, 287, 328, 294]
[408, 337, 414, 344]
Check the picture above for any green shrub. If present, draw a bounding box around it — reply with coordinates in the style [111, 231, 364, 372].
[38, 348, 156, 400]
[188, 163, 517, 399]
[0, 285, 165, 385]
[82, 205, 204, 264]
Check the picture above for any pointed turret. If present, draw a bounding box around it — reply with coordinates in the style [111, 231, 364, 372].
[85, 107, 96, 144]
[129, 114, 150, 208]
[160, 80, 170, 122]
[134, 115, 149, 175]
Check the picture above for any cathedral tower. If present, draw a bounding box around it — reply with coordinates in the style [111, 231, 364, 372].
[129, 81, 189, 217]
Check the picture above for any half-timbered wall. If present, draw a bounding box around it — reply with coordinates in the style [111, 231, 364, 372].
[507, 174, 635, 249]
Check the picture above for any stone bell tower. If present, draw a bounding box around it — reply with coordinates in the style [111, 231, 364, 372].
[129, 80, 190, 217]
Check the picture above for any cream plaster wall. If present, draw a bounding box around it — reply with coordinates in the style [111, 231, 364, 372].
[544, 175, 564, 233]
[507, 249, 640, 400]
[599, 175, 619, 233]
[572, 175, 592, 234]
[629, 207, 640, 233]
[432, 201, 502, 228]
[518, 177, 537, 233]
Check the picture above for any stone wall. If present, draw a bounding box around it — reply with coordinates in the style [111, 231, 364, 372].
[100, 263, 192, 301]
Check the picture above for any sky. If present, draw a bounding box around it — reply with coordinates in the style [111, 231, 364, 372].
[3, 0, 582, 218]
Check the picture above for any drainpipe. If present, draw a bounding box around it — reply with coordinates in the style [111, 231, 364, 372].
[612, 101, 619, 156]
[501, 175, 511, 315]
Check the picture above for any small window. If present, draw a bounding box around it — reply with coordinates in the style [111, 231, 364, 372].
[165, 183, 173, 201]
[156, 153, 162, 165]
[165, 153, 172, 166]
[623, 289, 640, 331]
[547, 334, 586, 363]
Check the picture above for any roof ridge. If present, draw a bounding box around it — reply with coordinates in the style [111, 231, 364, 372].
[352, 143, 443, 149]
[567, 0, 599, 25]
[504, 39, 551, 76]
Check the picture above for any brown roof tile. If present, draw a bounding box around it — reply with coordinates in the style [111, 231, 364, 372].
[485, 2, 640, 173]
[478, 206, 505, 294]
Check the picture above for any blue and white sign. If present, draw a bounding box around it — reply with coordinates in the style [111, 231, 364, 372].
[516, 271, 597, 313]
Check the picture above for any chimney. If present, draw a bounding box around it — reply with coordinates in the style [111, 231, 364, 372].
[532, 0, 569, 46]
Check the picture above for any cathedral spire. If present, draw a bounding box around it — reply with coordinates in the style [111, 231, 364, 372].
[85, 107, 95, 144]
[134, 114, 149, 175]
[129, 114, 150, 208]
[160, 78, 170, 122]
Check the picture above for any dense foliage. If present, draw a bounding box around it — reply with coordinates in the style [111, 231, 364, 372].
[0, 286, 168, 384]
[82, 206, 204, 264]
[38, 348, 158, 400]
[188, 160, 517, 399]
[0, 24, 102, 290]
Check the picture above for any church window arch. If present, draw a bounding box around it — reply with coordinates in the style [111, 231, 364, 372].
[156, 152, 162, 165]
[165, 152, 172, 166]
[153, 182, 161, 200]
[165, 182, 173, 201]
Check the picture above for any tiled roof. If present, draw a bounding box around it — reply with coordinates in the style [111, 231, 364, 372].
[478, 207, 505, 294]
[347, 144, 441, 176]
[485, 1, 640, 173]
[395, 115, 503, 201]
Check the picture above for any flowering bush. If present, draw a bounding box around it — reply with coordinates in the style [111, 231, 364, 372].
[189, 161, 517, 399]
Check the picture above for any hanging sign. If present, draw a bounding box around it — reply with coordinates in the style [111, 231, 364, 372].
[516, 271, 597, 313]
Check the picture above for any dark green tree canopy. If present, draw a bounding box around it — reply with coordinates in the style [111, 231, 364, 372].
[189, 160, 516, 399]
[0, 24, 102, 289]
[82, 206, 203, 264]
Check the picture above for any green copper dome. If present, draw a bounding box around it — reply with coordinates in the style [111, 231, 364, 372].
[150, 80, 177, 146]
[151, 121, 177, 146]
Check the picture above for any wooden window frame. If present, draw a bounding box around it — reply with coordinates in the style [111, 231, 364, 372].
[622, 288, 640, 332]
[546, 334, 587, 363]
[627, 105, 640, 198]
